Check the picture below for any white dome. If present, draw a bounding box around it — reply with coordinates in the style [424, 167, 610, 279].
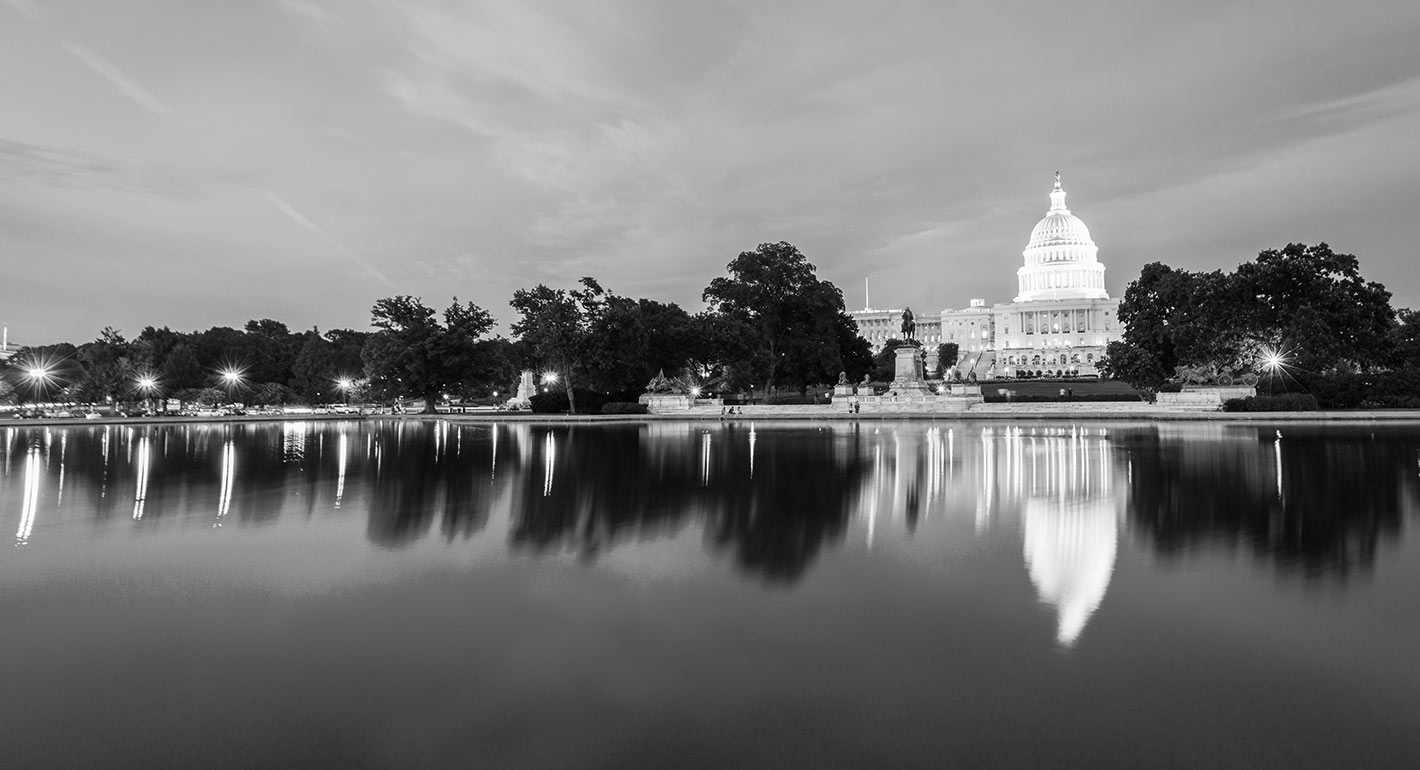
[1014, 173, 1109, 302]
[1028, 211, 1094, 251]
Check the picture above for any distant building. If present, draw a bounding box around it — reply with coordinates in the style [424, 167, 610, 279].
[851, 173, 1122, 378]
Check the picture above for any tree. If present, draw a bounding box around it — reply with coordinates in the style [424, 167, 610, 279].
[936, 342, 960, 377]
[584, 297, 697, 394]
[1232, 242, 1393, 373]
[703, 242, 865, 394]
[74, 327, 135, 405]
[1390, 308, 1420, 368]
[509, 277, 609, 414]
[872, 339, 909, 382]
[1107, 245, 1397, 389]
[362, 296, 497, 413]
[685, 311, 758, 391]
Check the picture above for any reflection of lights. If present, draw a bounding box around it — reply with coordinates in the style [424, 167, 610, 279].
[132, 434, 150, 520]
[335, 432, 348, 509]
[542, 431, 556, 496]
[1275, 430, 1284, 500]
[215, 439, 234, 525]
[701, 431, 711, 486]
[16, 443, 40, 546]
[748, 423, 757, 479]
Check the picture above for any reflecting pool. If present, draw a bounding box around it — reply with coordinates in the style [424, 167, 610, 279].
[1, 419, 1418, 768]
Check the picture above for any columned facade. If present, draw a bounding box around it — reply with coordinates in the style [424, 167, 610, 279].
[850, 173, 1122, 379]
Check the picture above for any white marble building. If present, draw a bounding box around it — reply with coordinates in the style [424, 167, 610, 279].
[851, 174, 1122, 379]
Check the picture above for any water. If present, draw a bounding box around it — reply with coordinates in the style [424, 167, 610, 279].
[1, 419, 1417, 769]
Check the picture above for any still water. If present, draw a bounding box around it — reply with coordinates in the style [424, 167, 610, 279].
[1, 419, 1417, 769]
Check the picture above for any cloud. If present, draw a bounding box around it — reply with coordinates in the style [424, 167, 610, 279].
[61, 41, 173, 119]
[4, 0, 42, 21]
[0, 137, 196, 196]
[258, 189, 395, 288]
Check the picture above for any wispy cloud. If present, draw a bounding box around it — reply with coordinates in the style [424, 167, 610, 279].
[259, 189, 394, 288]
[61, 41, 173, 119]
[4, 0, 43, 22]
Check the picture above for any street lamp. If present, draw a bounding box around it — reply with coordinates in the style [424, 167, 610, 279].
[135, 374, 160, 413]
[1261, 348, 1287, 396]
[335, 377, 354, 405]
[23, 364, 54, 404]
[220, 369, 244, 405]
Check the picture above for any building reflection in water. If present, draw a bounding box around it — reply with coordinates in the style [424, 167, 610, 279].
[849, 425, 1122, 645]
[0, 420, 1414, 638]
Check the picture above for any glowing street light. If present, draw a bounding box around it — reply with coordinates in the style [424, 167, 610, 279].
[134, 373, 161, 412]
[1259, 347, 1289, 396]
[219, 369, 245, 405]
[541, 372, 559, 385]
[335, 377, 354, 405]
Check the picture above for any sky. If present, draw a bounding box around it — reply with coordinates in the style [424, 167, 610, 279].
[4, 0, 1420, 345]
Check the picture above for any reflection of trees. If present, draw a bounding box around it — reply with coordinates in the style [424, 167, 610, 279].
[366, 423, 505, 548]
[508, 424, 870, 582]
[703, 429, 870, 582]
[1119, 426, 1413, 580]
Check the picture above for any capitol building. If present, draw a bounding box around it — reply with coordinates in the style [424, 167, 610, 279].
[851, 174, 1122, 379]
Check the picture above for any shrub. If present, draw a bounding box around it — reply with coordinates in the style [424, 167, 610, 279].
[528, 389, 614, 414]
[1230, 393, 1319, 412]
[601, 402, 648, 415]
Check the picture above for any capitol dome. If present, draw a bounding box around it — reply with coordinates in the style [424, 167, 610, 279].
[1015, 173, 1109, 303]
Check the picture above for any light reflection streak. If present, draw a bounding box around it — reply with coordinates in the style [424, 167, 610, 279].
[132, 433, 150, 520]
[16, 443, 40, 546]
[56, 432, 66, 508]
[748, 423, 757, 478]
[1275, 430, 1284, 500]
[100, 426, 110, 498]
[542, 431, 556, 497]
[214, 438, 234, 526]
[491, 423, 498, 479]
[335, 431, 348, 509]
[701, 431, 711, 486]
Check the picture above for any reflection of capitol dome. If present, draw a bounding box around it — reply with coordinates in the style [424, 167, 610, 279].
[1015, 173, 1109, 302]
[1023, 496, 1118, 646]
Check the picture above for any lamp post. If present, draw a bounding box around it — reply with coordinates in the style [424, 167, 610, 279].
[1262, 350, 1286, 397]
[136, 374, 159, 413]
[336, 378, 354, 405]
[220, 369, 244, 406]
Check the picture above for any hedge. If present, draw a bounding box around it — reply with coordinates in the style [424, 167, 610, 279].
[601, 402, 649, 415]
[1222, 393, 1319, 412]
[528, 389, 614, 414]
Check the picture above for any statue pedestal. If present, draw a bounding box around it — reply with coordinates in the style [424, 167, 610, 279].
[889, 345, 931, 394]
[638, 393, 694, 412]
[1157, 386, 1256, 410]
[505, 370, 536, 409]
[832, 384, 856, 399]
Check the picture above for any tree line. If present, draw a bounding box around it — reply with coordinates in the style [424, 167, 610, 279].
[1, 242, 872, 413]
[1101, 242, 1420, 398]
